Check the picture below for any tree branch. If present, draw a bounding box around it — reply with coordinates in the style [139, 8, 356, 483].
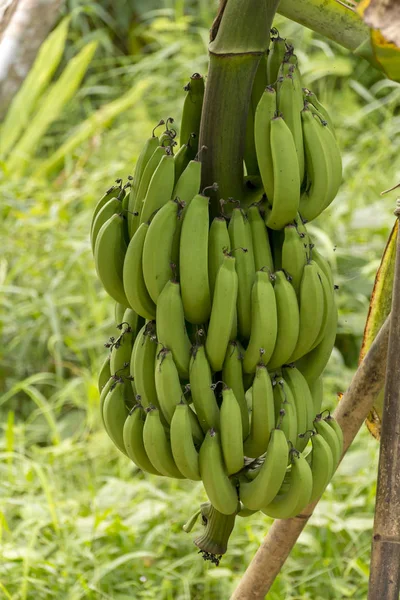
[231, 314, 391, 600]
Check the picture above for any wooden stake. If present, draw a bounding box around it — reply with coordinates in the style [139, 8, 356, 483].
[368, 203, 400, 599]
[230, 314, 391, 600]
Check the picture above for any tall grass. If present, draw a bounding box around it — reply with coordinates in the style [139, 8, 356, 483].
[0, 3, 399, 598]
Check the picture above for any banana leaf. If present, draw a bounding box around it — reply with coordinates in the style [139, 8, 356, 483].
[359, 219, 398, 440]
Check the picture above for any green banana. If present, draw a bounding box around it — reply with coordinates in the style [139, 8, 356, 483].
[180, 192, 211, 324]
[91, 197, 122, 254]
[277, 73, 304, 182]
[123, 404, 162, 475]
[179, 73, 205, 159]
[131, 321, 159, 409]
[311, 245, 334, 291]
[243, 364, 275, 458]
[281, 224, 308, 296]
[171, 159, 202, 267]
[268, 271, 299, 370]
[228, 208, 255, 340]
[154, 346, 183, 424]
[307, 432, 334, 503]
[189, 344, 220, 433]
[243, 270, 277, 373]
[142, 200, 178, 303]
[91, 182, 121, 229]
[265, 116, 300, 230]
[310, 264, 334, 350]
[205, 254, 238, 372]
[199, 429, 239, 515]
[313, 416, 342, 468]
[129, 145, 165, 236]
[94, 213, 129, 307]
[140, 151, 175, 226]
[300, 108, 333, 222]
[319, 120, 342, 209]
[288, 261, 324, 362]
[114, 302, 126, 326]
[267, 35, 286, 86]
[303, 88, 336, 136]
[208, 217, 231, 299]
[254, 86, 276, 201]
[240, 428, 288, 510]
[324, 415, 344, 463]
[156, 280, 191, 379]
[102, 381, 129, 455]
[296, 301, 338, 385]
[98, 354, 111, 393]
[261, 450, 313, 519]
[273, 378, 297, 445]
[110, 308, 140, 375]
[142, 407, 185, 478]
[247, 205, 274, 272]
[170, 401, 201, 480]
[282, 366, 314, 447]
[222, 342, 249, 440]
[309, 376, 323, 415]
[99, 377, 113, 429]
[127, 130, 161, 236]
[220, 387, 244, 475]
[123, 223, 156, 320]
[173, 136, 194, 183]
[251, 53, 268, 111]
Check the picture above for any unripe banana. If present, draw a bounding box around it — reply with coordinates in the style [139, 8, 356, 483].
[98, 354, 111, 393]
[310, 264, 334, 350]
[110, 308, 140, 376]
[99, 377, 113, 429]
[123, 404, 162, 475]
[140, 152, 175, 226]
[309, 376, 323, 415]
[142, 199, 178, 303]
[114, 302, 126, 326]
[131, 321, 159, 409]
[288, 261, 324, 362]
[319, 121, 342, 209]
[281, 224, 308, 296]
[273, 378, 298, 445]
[180, 192, 211, 324]
[307, 432, 334, 503]
[243, 270, 277, 373]
[173, 136, 195, 183]
[296, 301, 338, 385]
[311, 245, 334, 291]
[170, 159, 202, 267]
[254, 86, 276, 201]
[300, 108, 333, 222]
[179, 73, 205, 160]
[199, 429, 239, 515]
[265, 116, 300, 230]
[123, 223, 156, 320]
[205, 254, 238, 372]
[127, 132, 160, 236]
[282, 366, 314, 447]
[208, 217, 231, 299]
[154, 346, 183, 425]
[189, 344, 220, 433]
[261, 450, 312, 519]
[267, 35, 286, 86]
[102, 381, 129, 455]
[170, 401, 201, 480]
[324, 415, 344, 462]
[247, 205, 274, 272]
[91, 183, 121, 234]
[142, 407, 185, 479]
[222, 342, 249, 439]
[303, 88, 336, 136]
[313, 416, 341, 469]
[251, 53, 268, 111]
[91, 197, 122, 254]
[243, 364, 275, 458]
[94, 213, 129, 307]
[228, 208, 255, 340]
[240, 428, 288, 510]
[220, 387, 244, 475]
[156, 280, 191, 379]
[277, 73, 304, 182]
[129, 146, 165, 236]
[268, 271, 300, 370]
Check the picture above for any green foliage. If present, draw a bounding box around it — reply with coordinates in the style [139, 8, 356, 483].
[0, 2, 399, 598]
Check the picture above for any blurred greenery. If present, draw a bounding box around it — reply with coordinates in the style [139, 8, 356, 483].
[0, 1, 399, 598]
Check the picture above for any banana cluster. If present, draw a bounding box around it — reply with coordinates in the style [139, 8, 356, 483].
[91, 34, 344, 560]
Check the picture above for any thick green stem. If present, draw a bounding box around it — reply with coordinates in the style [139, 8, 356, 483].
[199, 0, 280, 216]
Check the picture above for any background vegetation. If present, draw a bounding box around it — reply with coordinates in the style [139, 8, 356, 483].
[1, 1, 399, 598]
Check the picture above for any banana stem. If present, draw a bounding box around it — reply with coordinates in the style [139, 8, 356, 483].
[194, 502, 237, 562]
[230, 314, 391, 600]
[199, 0, 280, 217]
[368, 202, 400, 599]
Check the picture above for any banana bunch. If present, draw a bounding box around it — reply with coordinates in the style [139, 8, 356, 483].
[92, 34, 343, 562]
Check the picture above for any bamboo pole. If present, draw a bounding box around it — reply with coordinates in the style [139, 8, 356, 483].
[368, 203, 400, 599]
[231, 314, 391, 600]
